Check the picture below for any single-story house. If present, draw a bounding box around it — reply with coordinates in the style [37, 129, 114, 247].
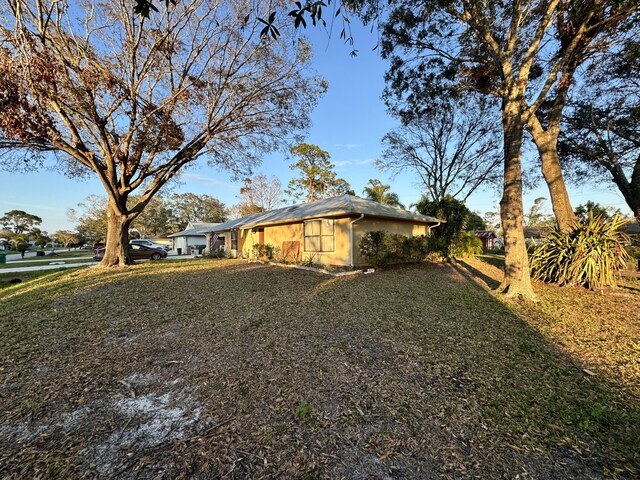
[168, 221, 220, 254]
[198, 194, 443, 267]
[474, 230, 498, 250]
[524, 226, 552, 248]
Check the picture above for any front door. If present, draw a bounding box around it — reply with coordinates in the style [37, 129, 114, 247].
[258, 228, 264, 245]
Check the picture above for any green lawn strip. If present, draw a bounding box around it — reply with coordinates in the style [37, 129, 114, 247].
[1, 259, 638, 478]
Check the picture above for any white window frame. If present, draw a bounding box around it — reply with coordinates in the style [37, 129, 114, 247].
[304, 219, 334, 253]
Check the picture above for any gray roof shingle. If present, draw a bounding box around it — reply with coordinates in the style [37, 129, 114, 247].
[197, 195, 443, 233]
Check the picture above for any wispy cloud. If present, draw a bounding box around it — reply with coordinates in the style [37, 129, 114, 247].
[333, 158, 375, 167]
[179, 173, 238, 189]
[334, 143, 361, 150]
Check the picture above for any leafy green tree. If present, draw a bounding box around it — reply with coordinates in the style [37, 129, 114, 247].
[68, 196, 109, 243]
[167, 193, 227, 230]
[574, 202, 619, 223]
[130, 195, 173, 237]
[0, 228, 13, 242]
[52, 231, 80, 249]
[0, 210, 42, 234]
[414, 195, 471, 258]
[28, 228, 51, 248]
[362, 179, 404, 208]
[467, 212, 485, 231]
[285, 144, 352, 202]
[373, 1, 640, 298]
[0, 0, 324, 266]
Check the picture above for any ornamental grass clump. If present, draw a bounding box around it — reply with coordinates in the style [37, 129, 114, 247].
[530, 213, 630, 289]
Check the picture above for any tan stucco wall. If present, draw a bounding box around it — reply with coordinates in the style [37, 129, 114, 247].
[352, 217, 432, 266]
[264, 223, 303, 253]
[225, 217, 352, 266]
[216, 215, 433, 265]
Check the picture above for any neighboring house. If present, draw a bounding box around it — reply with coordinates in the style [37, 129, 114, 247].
[198, 195, 443, 267]
[168, 222, 220, 254]
[474, 230, 498, 250]
[626, 222, 640, 237]
[524, 226, 551, 248]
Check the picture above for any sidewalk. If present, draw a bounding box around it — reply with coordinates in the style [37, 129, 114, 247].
[2, 253, 199, 274]
[1, 262, 97, 274]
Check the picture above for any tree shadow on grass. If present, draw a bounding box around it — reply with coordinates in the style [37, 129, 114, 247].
[455, 259, 502, 290]
[447, 260, 640, 477]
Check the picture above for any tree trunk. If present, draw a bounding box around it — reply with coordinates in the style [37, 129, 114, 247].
[100, 198, 133, 267]
[499, 99, 537, 300]
[527, 119, 577, 232]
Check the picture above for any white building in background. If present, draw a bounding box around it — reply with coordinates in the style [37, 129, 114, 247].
[167, 222, 219, 255]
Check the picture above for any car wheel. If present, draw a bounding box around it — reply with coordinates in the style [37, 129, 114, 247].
[151, 252, 161, 260]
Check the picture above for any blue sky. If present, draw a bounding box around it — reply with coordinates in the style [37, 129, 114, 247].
[0, 21, 631, 234]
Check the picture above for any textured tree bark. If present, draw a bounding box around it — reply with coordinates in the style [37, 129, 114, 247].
[100, 199, 133, 267]
[499, 98, 537, 300]
[527, 117, 577, 233]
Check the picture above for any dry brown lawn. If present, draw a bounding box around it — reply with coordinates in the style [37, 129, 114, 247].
[1, 258, 638, 479]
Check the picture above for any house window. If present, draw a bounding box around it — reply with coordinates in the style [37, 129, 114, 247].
[304, 219, 334, 252]
[231, 230, 238, 250]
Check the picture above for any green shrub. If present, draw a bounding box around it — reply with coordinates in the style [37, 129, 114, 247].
[451, 232, 483, 258]
[252, 243, 275, 260]
[625, 243, 640, 260]
[530, 213, 630, 289]
[359, 231, 432, 266]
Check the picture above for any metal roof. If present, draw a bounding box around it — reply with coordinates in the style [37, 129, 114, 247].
[197, 195, 443, 233]
[474, 230, 497, 239]
[195, 211, 266, 234]
[167, 222, 219, 238]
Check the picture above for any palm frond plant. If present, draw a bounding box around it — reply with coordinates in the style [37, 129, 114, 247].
[530, 213, 630, 290]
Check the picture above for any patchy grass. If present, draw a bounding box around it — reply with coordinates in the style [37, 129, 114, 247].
[1, 258, 638, 479]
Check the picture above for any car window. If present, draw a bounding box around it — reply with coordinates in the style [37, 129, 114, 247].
[130, 244, 142, 250]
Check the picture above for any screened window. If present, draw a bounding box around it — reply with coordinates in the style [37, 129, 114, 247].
[304, 219, 334, 252]
[230, 230, 238, 250]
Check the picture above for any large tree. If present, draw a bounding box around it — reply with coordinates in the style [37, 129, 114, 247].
[379, 96, 502, 203]
[52, 230, 80, 248]
[130, 195, 173, 237]
[0, 0, 323, 266]
[0, 209, 42, 234]
[167, 192, 227, 230]
[524, 6, 638, 232]
[285, 143, 352, 202]
[237, 173, 284, 216]
[375, 0, 639, 298]
[362, 179, 404, 208]
[68, 195, 109, 242]
[560, 39, 640, 223]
